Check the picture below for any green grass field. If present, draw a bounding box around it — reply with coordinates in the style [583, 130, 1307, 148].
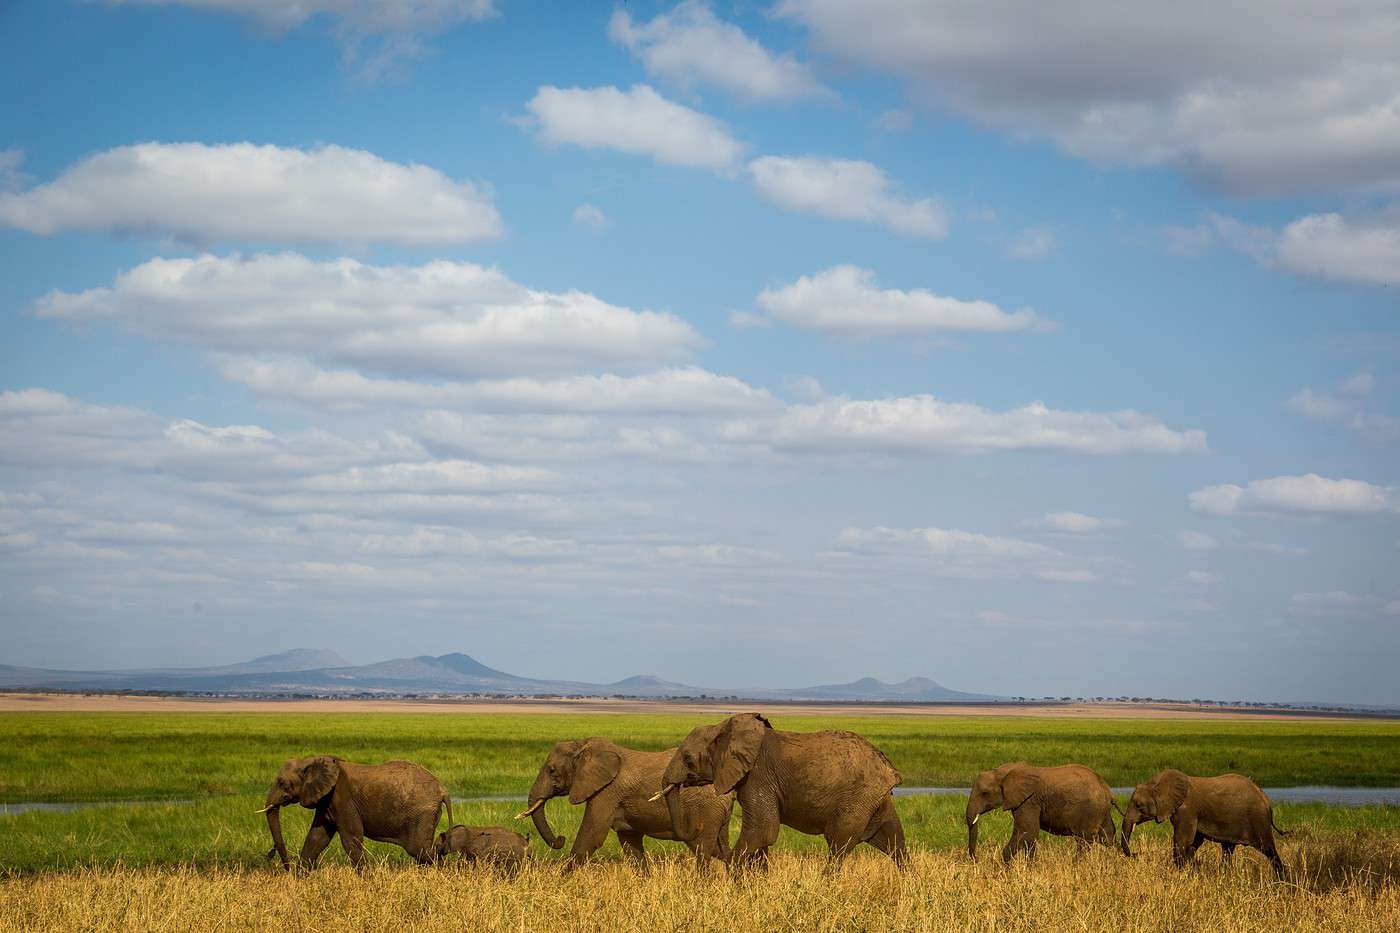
[1, 710, 1398, 875]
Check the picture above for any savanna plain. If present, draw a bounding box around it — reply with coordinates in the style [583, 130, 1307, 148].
[2, 705, 1399, 931]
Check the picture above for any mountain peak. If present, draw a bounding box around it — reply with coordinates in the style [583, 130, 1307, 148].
[238, 648, 350, 672]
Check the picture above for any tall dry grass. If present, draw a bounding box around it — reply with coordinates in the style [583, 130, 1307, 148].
[3, 837, 1398, 932]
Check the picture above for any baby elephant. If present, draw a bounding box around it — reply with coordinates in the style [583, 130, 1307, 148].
[1121, 769, 1287, 877]
[966, 762, 1118, 863]
[436, 825, 529, 869]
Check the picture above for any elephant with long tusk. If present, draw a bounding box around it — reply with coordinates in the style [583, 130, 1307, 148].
[261, 756, 453, 871]
[522, 737, 733, 865]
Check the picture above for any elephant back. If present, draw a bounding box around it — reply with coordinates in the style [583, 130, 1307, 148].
[816, 730, 902, 791]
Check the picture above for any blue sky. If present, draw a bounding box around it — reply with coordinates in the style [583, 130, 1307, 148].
[1, 1, 1397, 703]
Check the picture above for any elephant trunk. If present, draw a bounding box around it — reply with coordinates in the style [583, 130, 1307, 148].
[529, 798, 565, 850]
[263, 788, 290, 869]
[966, 800, 982, 858]
[664, 785, 698, 842]
[1119, 813, 1137, 857]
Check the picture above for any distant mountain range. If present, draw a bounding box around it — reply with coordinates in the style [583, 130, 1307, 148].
[0, 649, 994, 702]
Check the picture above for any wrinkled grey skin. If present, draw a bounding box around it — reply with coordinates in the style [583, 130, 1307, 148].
[435, 824, 529, 869]
[1122, 769, 1287, 877]
[965, 762, 1118, 863]
[261, 756, 452, 871]
[659, 713, 906, 870]
[522, 737, 732, 864]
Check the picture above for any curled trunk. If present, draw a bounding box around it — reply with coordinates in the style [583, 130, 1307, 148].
[530, 798, 565, 850]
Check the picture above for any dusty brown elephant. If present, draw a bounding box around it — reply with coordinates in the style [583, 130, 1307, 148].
[517, 737, 733, 864]
[258, 756, 452, 870]
[966, 761, 1118, 863]
[435, 824, 529, 868]
[1121, 769, 1287, 877]
[655, 713, 906, 868]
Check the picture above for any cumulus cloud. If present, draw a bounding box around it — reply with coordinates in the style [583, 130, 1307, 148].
[754, 265, 1041, 336]
[609, 2, 826, 102]
[1189, 474, 1396, 516]
[524, 85, 744, 170]
[1272, 212, 1400, 286]
[37, 253, 702, 379]
[723, 394, 1206, 456]
[1026, 511, 1122, 534]
[1286, 373, 1399, 443]
[835, 526, 1094, 582]
[0, 143, 501, 245]
[748, 155, 947, 237]
[777, 0, 1400, 196]
[221, 358, 777, 415]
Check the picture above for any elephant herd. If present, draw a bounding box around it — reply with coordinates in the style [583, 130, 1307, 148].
[259, 712, 1288, 878]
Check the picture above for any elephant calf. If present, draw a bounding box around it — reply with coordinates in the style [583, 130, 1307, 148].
[1121, 769, 1287, 877]
[436, 825, 529, 868]
[259, 756, 453, 870]
[966, 762, 1118, 863]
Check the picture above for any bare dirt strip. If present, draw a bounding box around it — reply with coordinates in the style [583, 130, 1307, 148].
[0, 692, 1387, 720]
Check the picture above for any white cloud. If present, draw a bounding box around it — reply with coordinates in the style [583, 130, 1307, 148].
[754, 265, 1041, 336]
[1381, 600, 1400, 617]
[836, 525, 1095, 583]
[221, 358, 777, 415]
[777, 0, 1400, 196]
[723, 394, 1206, 456]
[1289, 591, 1365, 615]
[748, 155, 947, 237]
[37, 253, 702, 379]
[524, 85, 744, 170]
[1034, 568, 1098, 583]
[874, 109, 914, 132]
[1273, 212, 1400, 286]
[0, 143, 501, 245]
[1007, 227, 1056, 260]
[1247, 541, 1308, 557]
[1286, 376, 1400, 444]
[609, 2, 825, 102]
[1183, 570, 1222, 586]
[1178, 530, 1219, 551]
[1027, 511, 1122, 534]
[572, 203, 608, 232]
[1190, 474, 1396, 516]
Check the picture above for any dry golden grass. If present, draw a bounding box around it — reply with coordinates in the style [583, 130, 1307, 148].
[3, 836, 1398, 933]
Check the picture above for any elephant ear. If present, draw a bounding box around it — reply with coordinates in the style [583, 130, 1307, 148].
[568, 743, 622, 804]
[1151, 770, 1190, 819]
[1000, 768, 1041, 811]
[298, 756, 340, 807]
[713, 713, 770, 795]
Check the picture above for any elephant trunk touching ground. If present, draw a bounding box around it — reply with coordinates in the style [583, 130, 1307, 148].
[1120, 808, 1140, 856]
[263, 793, 290, 868]
[966, 799, 981, 859]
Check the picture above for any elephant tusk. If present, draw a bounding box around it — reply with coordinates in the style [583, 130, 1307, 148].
[255, 804, 277, 814]
[971, 812, 979, 826]
[515, 800, 545, 820]
[648, 783, 679, 803]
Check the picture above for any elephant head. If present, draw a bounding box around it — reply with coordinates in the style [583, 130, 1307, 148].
[1121, 769, 1189, 856]
[656, 714, 769, 839]
[257, 755, 340, 869]
[965, 762, 1034, 858]
[516, 739, 621, 850]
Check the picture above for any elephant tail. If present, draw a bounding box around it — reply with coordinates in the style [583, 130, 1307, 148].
[1270, 811, 1289, 836]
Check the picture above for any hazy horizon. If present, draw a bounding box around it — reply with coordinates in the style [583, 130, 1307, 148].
[2, 2, 1398, 706]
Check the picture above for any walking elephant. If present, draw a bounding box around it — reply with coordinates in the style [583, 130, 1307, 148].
[966, 761, 1117, 863]
[518, 737, 733, 864]
[1121, 769, 1287, 877]
[258, 756, 452, 870]
[655, 713, 906, 868]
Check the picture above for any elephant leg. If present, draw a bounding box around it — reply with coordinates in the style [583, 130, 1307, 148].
[862, 798, 907, 867]
[1258, 836, 1286, 879]
[1170, 816, 1199, 869]
[298, 809, 337, 870]
[1002, 806, 1040, 864]
[731, 809, 780, 872]
[565, 802, 613, 865]
[1097, 815, 1117, 848]
[336, 806, 368, 870]
[618, 830, 646, 866]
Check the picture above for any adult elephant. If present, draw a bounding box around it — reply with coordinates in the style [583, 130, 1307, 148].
[655, 713, 905, 868]
[965, 761, 1118, 863]
[517, 737, 732, 864]
[258, 756, 452, 870]
[1121, 769, 1287, 877]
